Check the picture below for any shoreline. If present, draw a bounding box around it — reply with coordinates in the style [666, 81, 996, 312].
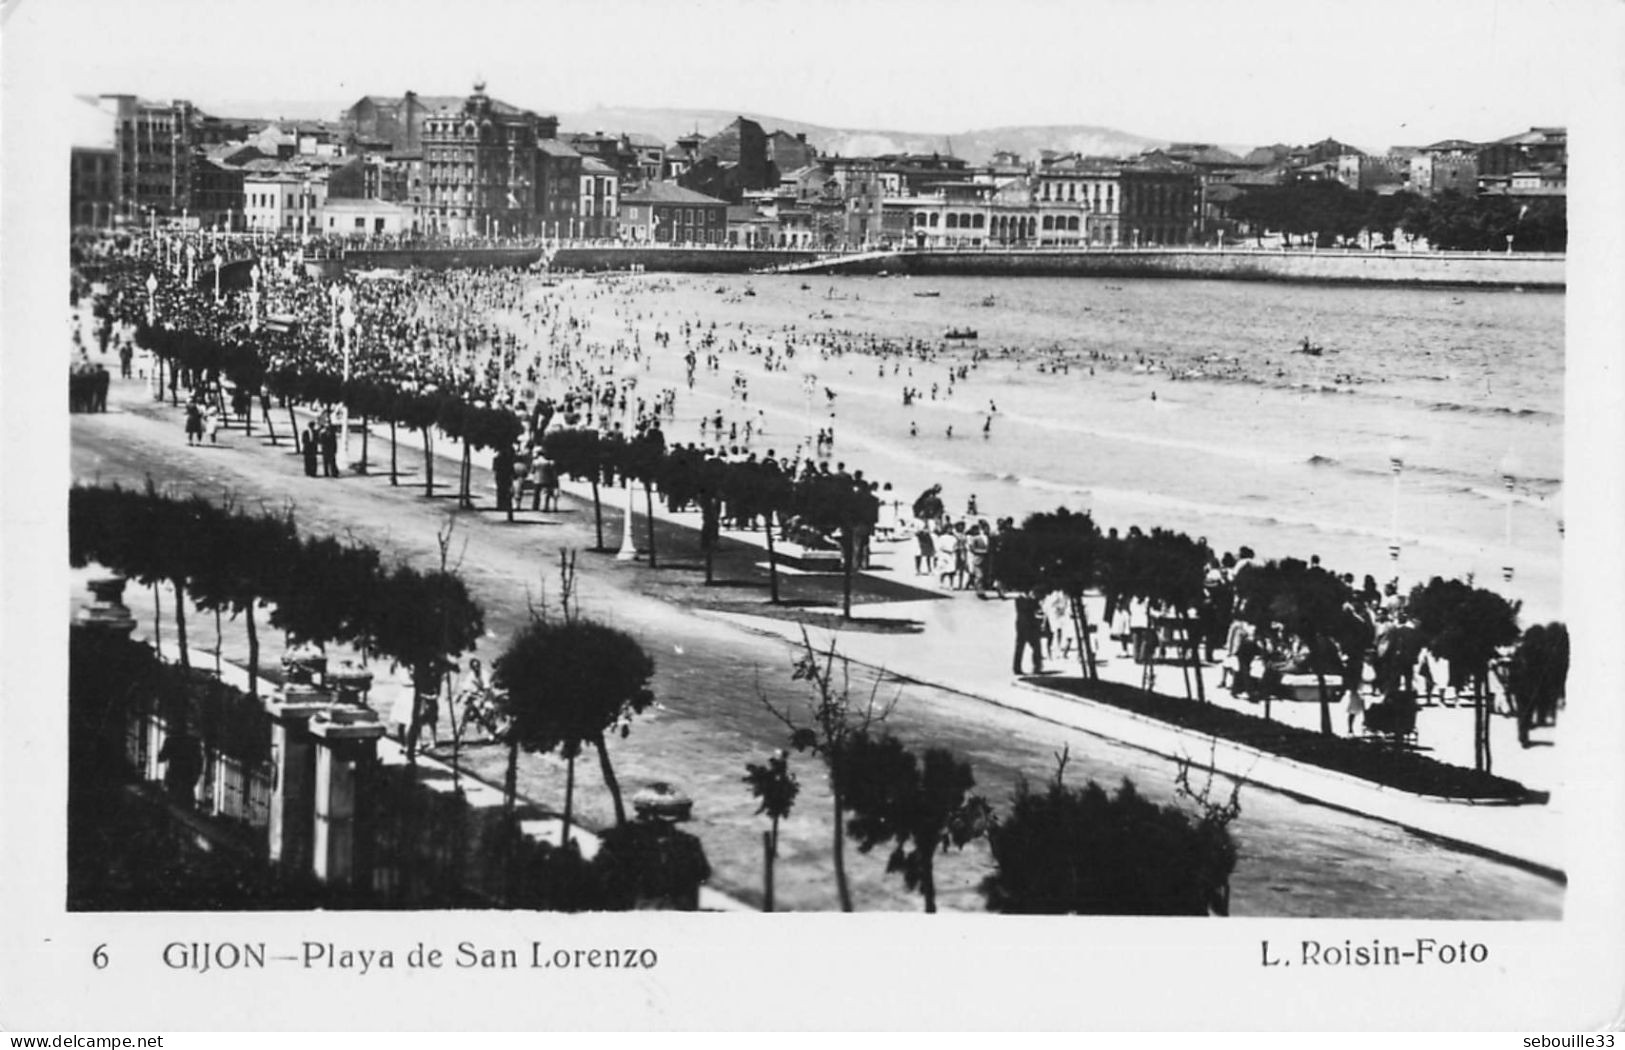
[325, 244, 1567, 290]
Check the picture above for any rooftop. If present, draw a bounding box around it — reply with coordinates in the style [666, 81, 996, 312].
[622, 182, 728, 206]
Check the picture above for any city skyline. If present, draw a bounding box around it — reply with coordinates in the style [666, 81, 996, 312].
[10, 0, 1606, 151]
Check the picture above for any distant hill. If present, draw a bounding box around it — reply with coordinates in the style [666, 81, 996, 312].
[191, 98, 1173, 164]
[557, 106, 1165, 164]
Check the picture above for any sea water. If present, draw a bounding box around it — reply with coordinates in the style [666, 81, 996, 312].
[535, 273, 1564, 624]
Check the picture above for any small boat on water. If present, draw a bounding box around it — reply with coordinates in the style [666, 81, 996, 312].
[913, 290, 941, 298]
[945, 328, 978, 340]
[979, 295, 997, 307]
[1295, 337, 1324, 356]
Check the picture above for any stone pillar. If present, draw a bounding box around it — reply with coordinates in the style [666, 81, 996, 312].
[262, 684, 330, 873]
[76, 575, 138, 636]
[309, 706, 386, 888]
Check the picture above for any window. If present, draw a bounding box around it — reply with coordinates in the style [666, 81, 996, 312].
[946, 213, 958, 229]
[1042, 215, 1054, 231]
[972, 214, 985, 228]
[355, 217, 365, 229]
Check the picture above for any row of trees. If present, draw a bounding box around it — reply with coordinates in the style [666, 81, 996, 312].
[69, 483, 484, 758]
[1226, 182, 1567, 252]
[751, 631, 1242, 914]
[541, 428, 880, 616]
[138, 320, 528, 509]
[987, 506, 1562, 768]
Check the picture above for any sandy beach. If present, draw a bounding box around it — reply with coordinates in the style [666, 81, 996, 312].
[512, 270, 1563, 623]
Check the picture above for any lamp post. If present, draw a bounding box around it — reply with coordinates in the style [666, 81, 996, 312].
[248, 264, 261, 330]
[801, 360, 818, 451]
[1498, 450, 1520, 584]
[145, 272, 160, 399]
[340, 294, 357, 467]
[615, 361, 641, 561]
[213, 251, 223, 302]
[1387, 439, 1404, 574]
[185, 243, 196, 288]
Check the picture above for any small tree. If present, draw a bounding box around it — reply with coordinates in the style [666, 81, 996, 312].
[980, 749, 1239, 915]
[493, 617, 657, 835]
[761, 629, 895, 912]
[834, 732, 990, 913]
[991, 508, 1104, 679]
[1406, 576, 1522, 772]
[1505, 622, 1567, 747]
[743, 749, 799, 911]
[543, 428, 607, 551]
[1233, 558, 1351, 732]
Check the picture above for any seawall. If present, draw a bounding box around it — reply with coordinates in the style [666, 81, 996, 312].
[838, 247, 1566, 289]
[313, 244, 1563, 289]
[550, 246, 821, 273]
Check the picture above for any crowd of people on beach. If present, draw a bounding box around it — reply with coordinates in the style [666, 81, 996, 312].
[72, 228, 1544, 743]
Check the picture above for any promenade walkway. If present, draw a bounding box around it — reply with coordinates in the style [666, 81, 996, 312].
[106, 328, 1567, 880]
[549, 474, 1567, 879]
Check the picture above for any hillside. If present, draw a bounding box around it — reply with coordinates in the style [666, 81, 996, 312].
[192, 98, 1172, 164]
[556, 106, 1164, 164]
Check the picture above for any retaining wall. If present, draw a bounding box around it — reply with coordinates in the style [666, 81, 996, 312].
[841, 248, 1566, 288]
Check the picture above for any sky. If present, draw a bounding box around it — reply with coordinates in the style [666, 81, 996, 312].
[6, 0, 1612, 150]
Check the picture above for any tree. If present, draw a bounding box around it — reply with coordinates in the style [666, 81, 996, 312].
[834, 732, 990, 913]
[543, 429, 607, 551]
[398, 392, 445, 499]
[980, 750, 1238, 915]
[988, 507, 1103, 678]
[1232, 557, 1351, 732]
[493, 617, 657, 837]
[1505, 622, 1567, 747]
[743, 749, 799, 911]
[795, 472, 879, 619]
[369, 561, 485, 763]
[1108, 528, 1211, 699]
[1405, 576, 1522, 772]
[762, 629, 895, 912]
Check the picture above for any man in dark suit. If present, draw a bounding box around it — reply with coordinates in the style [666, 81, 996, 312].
[1013, 589, 1046, 676]
[320, 422, 340, 477]
[301, 422, 319, 477]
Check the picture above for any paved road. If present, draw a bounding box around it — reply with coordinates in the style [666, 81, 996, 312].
[69, 374, 1563, 917]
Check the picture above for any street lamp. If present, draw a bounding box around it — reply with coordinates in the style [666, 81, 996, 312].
[1498, 449, 1520, 583]
[248, 264, 261, 331]
[145, 272, 160, 399]
[615, 360, 641, 561]
[801, 359, 818, 451]
[1387, 439, 1404, 571]
[213, 251, 224, 302]
[185, 243, 196, 288]
[340, 296, 357, 467]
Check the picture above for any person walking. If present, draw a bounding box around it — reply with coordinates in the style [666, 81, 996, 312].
[320, 421, 340, 477]
[1013, 589, 1046, 676]
[540, 455, 560, 511]
[184, 400, 204, 446]
[301, 422, 319, 477]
